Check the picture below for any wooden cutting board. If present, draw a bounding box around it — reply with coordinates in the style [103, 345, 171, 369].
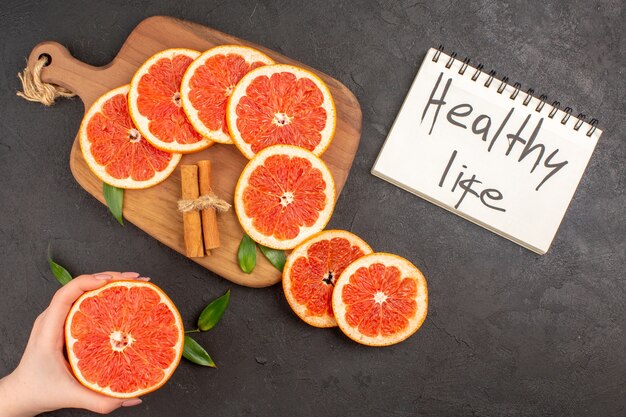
[25, 16, 362, 288]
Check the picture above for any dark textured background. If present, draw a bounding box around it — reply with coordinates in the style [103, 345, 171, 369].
[0, 1, 624, 416]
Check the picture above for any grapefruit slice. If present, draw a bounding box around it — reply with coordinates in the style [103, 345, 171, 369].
[180, 45, 274, 144]
[128, 48, 212, 153]
[234, 144, 336, 250]
[226, 64, 336, 159]
[283, 230, 372, 327]
[332, 253, 428, 346]
[65, 280, 184, 398]
[79, 85, 181, 189]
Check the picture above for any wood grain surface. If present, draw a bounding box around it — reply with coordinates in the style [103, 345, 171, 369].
[25, 16, 362, 288]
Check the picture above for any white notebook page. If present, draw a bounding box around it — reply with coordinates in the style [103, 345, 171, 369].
[372, 48, 602, 254]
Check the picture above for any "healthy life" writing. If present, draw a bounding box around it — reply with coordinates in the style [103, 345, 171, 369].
[420, 72, 569, 212]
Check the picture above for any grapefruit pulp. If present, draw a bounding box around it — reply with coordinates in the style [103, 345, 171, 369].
[226, 64, 336, 159]
[180, 45, 274, 144]
[79, 85, 181, 189]
[65, 280, 184, 398]
[332, 253, 428, 346]
[234, 144, 336, 250]
[128, 48, 212, 153]
[283, 230, 372, 327]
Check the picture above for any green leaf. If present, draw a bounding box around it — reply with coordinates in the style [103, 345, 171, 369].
[183, 335, 216, 367]
[103, 183, 124, 226]
[258, 245, 286, 272]
[237, 234, 256, 273]
[198, 290, 230, 331]
[47, 244, 72, 286]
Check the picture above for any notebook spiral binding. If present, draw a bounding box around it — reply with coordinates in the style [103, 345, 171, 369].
[432, 45, 599, 137]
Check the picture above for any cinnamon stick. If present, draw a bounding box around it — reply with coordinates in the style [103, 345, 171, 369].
[197, 160, 220, 254]
[181, 165, 205, 258]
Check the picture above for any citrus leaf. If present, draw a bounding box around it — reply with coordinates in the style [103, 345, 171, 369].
[237, 234, 256, 273]
[258, 245, 286, 272]
[183, 336, 216, 367]
[198, 290, 230, 331]
[103, 183, 124, 226]
[47, 249, 72, 286]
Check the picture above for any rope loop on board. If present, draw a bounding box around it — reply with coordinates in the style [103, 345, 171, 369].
[17, 55, 75, 106]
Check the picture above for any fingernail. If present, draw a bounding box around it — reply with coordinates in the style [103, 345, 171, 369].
[137, 277, 151, 281]
[121, 398, 142, 407]
[121, 272, 140, 278]
[94, 274, 113, 280]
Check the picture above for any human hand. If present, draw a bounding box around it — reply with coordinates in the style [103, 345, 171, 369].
[0, 272, 149, 416]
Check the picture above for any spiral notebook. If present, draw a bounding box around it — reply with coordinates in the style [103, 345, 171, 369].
[372, 47, 603, 254]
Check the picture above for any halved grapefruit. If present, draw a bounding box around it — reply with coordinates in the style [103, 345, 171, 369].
[332, 253, 428, 347]
[128, 48, 212, 153]
[283, 230, 372, 327]
[180, 45, 274, 144]
[65, 280, 184, 398]
[79, 85, 181, 189]
[226, 64, 336, 159]
[234, 144, 336, 250]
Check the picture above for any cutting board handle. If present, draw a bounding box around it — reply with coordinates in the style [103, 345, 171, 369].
[27, 41, 114, 107]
